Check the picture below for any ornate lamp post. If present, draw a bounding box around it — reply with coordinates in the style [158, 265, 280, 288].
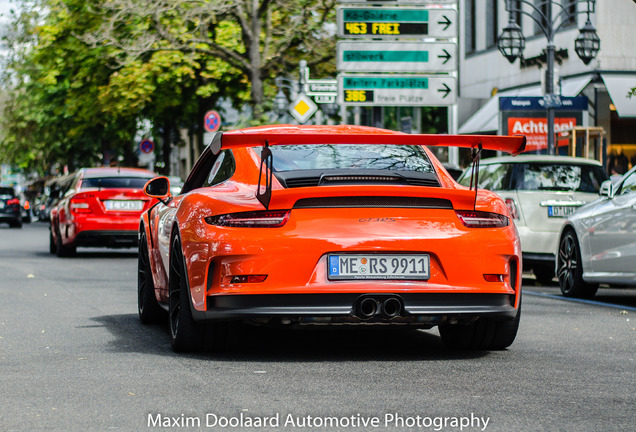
[497, 0, 600, 155]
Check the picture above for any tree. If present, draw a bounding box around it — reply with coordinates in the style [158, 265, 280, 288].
[0, 0, 141, 173]
[81, 0, 337, 116]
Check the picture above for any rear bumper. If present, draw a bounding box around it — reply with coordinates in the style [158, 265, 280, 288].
[0, 209, 21, 222]
[74, 230, 138, 248]
[192, 293, 518, 324]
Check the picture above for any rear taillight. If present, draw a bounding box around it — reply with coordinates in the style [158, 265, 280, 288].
[23, 200, 30, 210]
[70, 198, 92, 214]
[6, 198, 20, 206]
[456, 210, 509, 228]
[205, 210, 290, 228]
[504, 198, 519, 219]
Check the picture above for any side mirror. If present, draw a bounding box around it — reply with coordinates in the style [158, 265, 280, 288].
[144, 177, 171, 199]
[599, 180, 614, 198]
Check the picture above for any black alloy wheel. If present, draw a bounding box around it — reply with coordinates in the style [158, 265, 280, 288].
[138, 230, 165, 324]
[557, 230, 599, 299]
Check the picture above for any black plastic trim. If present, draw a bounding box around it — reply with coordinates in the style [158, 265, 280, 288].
[192, 293, 517, 321]
[74, 230, 138, 248]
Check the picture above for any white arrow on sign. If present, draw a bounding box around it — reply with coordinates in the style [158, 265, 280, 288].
[337, 41, 456, 73]
[337, 74, 457, 107]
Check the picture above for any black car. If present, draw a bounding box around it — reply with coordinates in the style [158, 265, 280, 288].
[0, 186, 23, 228]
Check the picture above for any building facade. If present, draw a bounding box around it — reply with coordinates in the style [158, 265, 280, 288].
[458, 0, 636, 172]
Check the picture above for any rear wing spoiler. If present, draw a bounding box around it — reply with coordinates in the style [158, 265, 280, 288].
[207, 128, 526, 209]
[209, 130, 526, 156]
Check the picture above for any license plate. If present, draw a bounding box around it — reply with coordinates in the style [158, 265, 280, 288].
[104, 200, 144, 211]
[547, 205, 579, 218]
[328, 254, 430, 280]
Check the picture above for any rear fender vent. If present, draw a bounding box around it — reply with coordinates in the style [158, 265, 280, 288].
[285, 177, 320, 188]
[293, 196, 453, 209]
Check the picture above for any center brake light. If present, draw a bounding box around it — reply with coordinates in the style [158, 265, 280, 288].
[456, 210, 509, 228]
[205, 210, 290, 228]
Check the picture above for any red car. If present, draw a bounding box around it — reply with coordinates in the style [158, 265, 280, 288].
[138, 125, 525, 352]
[50, 167, 157, 256]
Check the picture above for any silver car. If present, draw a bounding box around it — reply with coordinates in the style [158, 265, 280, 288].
[458, 155, 609, 284]
[556, 166, 636, 298]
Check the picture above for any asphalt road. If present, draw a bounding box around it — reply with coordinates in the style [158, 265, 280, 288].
[0, 222, 634, 432]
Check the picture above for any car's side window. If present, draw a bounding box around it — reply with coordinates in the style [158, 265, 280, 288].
[181, 149, 236, 193]
[65, 174, 81, 196]
[617, 171, 636, 195]
[202, 150, 235, 187]
[479, 164, 511, 190]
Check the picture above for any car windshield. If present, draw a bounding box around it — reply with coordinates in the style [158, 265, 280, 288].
[269, 144, 435, 173]
[81, 177, 151, 189]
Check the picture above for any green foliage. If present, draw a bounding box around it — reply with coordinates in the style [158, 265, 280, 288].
[0, 0, 338, 173]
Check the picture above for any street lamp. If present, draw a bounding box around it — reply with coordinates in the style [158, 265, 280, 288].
[497, 0, 600, 155]
[274, 76, 300, 121]
[498, 20, 525, 63]
[274, 90, 289, 117]
[574, 19, 601, 65]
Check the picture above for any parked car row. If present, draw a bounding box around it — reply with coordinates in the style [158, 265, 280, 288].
[459, 154, 635, 299]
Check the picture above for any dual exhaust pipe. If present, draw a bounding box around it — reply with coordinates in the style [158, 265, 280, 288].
[356, 296, 403, 320]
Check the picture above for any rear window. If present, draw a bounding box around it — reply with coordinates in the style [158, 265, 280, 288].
[269, 144, 435, 174]
[0, 187, 16, 199]
[459, 162, 608, 193]
[81, 177, 152, 189]
[514, 163, 608, 193]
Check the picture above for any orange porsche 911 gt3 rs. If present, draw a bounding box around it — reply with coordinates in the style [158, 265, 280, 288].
[138, 125, 526, 352]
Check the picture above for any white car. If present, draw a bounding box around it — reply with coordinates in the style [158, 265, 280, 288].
[457, 155, 609, 284]
[556, 166, 636, 298]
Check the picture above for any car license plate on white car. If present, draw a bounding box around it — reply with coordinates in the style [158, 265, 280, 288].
[547, 205, 579, 218]
[328, 254, 430, 280]
[104, 200, 144, 211]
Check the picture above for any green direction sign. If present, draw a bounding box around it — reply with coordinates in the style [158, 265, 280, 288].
[337, 7, 457, 39]
[337, 41, 456, 73]
[337, 74, 456, 106]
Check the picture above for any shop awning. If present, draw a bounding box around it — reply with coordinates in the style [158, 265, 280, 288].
[602, 73, 636, 117]
[459, 75, 593, 134]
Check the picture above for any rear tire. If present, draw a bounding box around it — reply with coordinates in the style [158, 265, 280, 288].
[533, 265, 555, 285]
[49, 229, 56, 254]
[557, 230, 598, 299]
[169, 234, 206, 352]
[168, 233, 232, 352]
[138, 230, 165, 324]
[55, 225, 76, 257]
[439, 297, 521, 350]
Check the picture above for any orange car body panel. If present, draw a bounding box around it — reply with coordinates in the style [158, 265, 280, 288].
[142, 125, 523, 319]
